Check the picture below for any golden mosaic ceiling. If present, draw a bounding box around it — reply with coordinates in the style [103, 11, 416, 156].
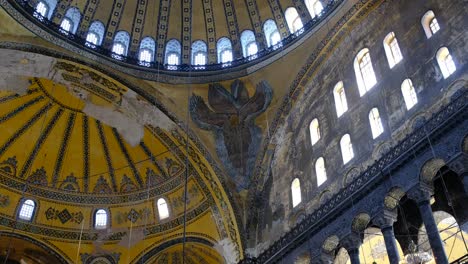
[0, 60, 243, 262]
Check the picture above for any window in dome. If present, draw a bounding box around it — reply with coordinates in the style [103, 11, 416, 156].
[263, 19, 281, 48]
[340, 134, 354, 164]
[354, 48, 377, 96]
[291, 178, 301, 208]
[217, 37, 233, 64]
[305, 0, 323, 18]
[333, 81, 348, 117]
[60, 18, 73, 33]
[191, 40, 208, 67]
[240, 30, 257, 58]
[315, 157, 327, 187]
[436, 47, 456, 79]
[60, 7, 81, 34]
[111, 31, 130, 59]
[285, 7, 303, 34]
[35, 0, 57, 20]
[138, 37, 156, 64]
[369, 108, 384, 139]
[94, 209, 108, 229]
[18, 199, 35, 221]
[86, 20, 105, 46]
[165, 39, 181, 69]
[157, 198, 170, 220]
[401, 79, 418, 110]
[421, 10, 440, 38]
[383, 32, 403, 68]
[309, 118, 321, 146]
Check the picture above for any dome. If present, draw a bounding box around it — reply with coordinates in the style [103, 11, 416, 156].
[4, 0, 338, 79]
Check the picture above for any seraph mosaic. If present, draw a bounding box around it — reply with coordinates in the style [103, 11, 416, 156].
[190, 79, 272, 189]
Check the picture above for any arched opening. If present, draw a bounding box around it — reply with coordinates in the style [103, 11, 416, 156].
[157, 198, 170, 220]
[18, 199, 36, 221]
[285, 7, 303, 34]
[340, 134, 354, 164]
[436, 47, 456, 79]
[138, 37, 156, 64]
[263, 19, 281, 48]
[354, 48, 377, 96]
[291, 178, 302, 208]
[333, 81, 348, 117]
[86, 20, 105, 47]
[401, 79, 418, 110]
[383, 32, 403, 68]
[94, 209, 108, 229]
[240, 30, 258, 58]
[217, 37, 233, 64]
[421, 10, 440, 38]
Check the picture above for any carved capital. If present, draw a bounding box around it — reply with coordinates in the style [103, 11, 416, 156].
[407, 183, 433, 204]
[372, 209, 397, 228]
[340, 233, 362, 251]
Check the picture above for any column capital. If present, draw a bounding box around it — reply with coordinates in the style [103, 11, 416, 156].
[407, 183, 433, 204]
[341, 232, 362, 251]
[372, 209, 397, 228]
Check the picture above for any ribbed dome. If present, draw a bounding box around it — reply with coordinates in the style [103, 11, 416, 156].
[7, 0, 338, 73]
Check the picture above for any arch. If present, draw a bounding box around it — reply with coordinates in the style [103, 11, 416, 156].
[436, 47, 456, 79]
[369, 107, 384, 139]
[291, 178, 302, 208]
[384, 186, 406, 210]
[34, 0, 57, 19]
[60, 7, 81, 34]
[138, 36, 156, 63]
[315, 157, 327, 187]
[0, 232, 68, 263]
[305, 0, 323, 18]
[165, 39, 181, 66]
[191, 40, 208, 66]
[309, 118, 321, 145]
[383, 32, 403, 68]
[354, 48, 377, 96]
[340, 134, 354, 164]
[216, 37, 233, 64]
[157, 197, 170, 220]
[111, 31, 130, 57]
[333, 81, 348, 117]
[86, 20, 105, 46]
[420, 158, 446, 183]
[401, 79, 418, 110]
[263, 19, 281, 48]
[285, 7, 303, 34]
[18, 199, 36, 221]
[421, 10, 440, 38]
[94, 208, 108, 229]
[240, 30, 258, 58]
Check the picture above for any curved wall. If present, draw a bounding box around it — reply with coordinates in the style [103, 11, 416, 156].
[250, 0, 467, 259]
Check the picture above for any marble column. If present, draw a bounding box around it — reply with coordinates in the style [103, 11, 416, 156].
[408, 185, 449, 264]
[373, 209, 400, 264]
[342, 233, 361, 264]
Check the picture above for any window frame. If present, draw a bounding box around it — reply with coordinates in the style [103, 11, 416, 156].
[94, 208, 109, 230]
[333, 81, 348, 117]
[436, 47, 456, 79]
[369, 107, 384, 139]
[291, 178, 302, 208]
[309, 118, 321, 146]
[18, 198, 36, 222]
[340, 134, 354, 165]
[383, 32, 403, 68]
[401, 79, 418, 110]
[421, 10, 439, 38]
[354, 48, 377, 96]
[315, 157, 327, 187]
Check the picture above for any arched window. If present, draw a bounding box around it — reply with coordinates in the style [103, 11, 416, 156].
[94, 209, 108, 229]
[138, 37, 156, 64]
[305, 0, 323, 18]
[309, 118, 321, 146]
[165, 39, 181, 69]
[291, 178, 301, 208]
[285, 7, 303, 34]
[191, 40, 208, 66]
[263, 19, 281, 48]
[111, 31, 130, 59]
[436, 47, 456, 79]
[157, 198, 169, 220]
[240, 30, 258, 58]
[217, 37, 233, 64]
[35, 0, 57, 20]
[315, 157, 327, 187]
[354, 48, 377, 96]
[401, 79, 418, 110]
[340, 134, 354, 164]
[18, 199, 35, 221]
[369, 108, 384, 139]
[86, 20, 105, 46]
[333, 81, 348, 117]
[60, 7, 81, 34]
[421, 10, 440, 38]
[383, 32, 403, 68]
